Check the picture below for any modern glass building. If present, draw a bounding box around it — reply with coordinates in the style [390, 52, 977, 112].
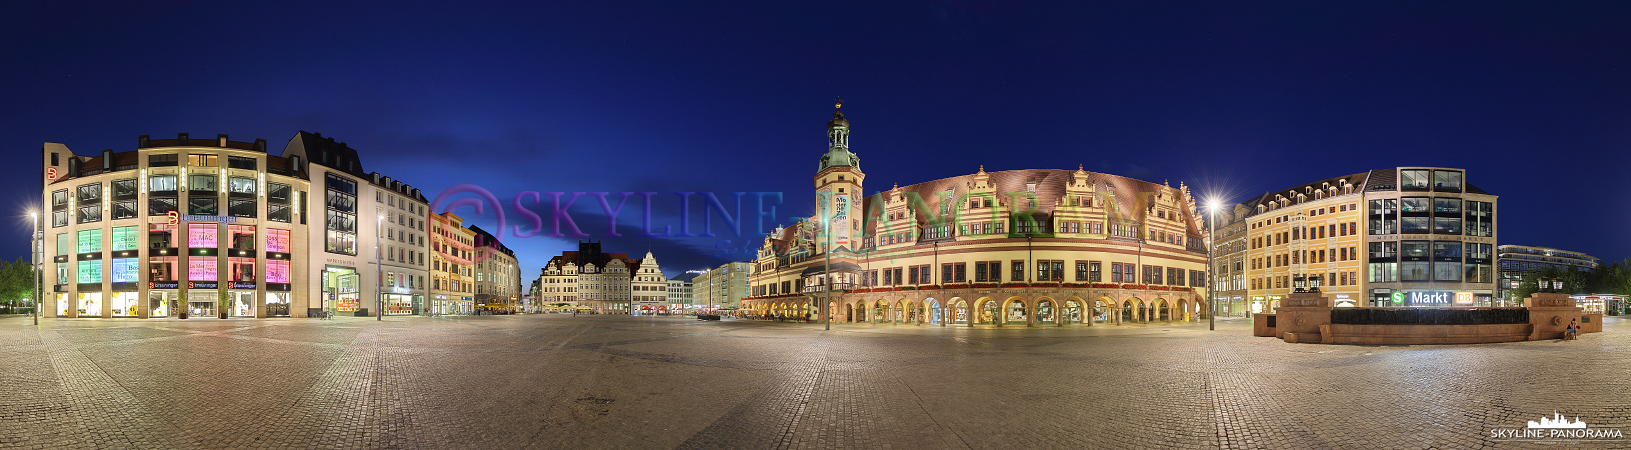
[38, 132, 431, 318]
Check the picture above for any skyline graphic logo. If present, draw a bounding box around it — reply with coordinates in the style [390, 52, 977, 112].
[1528, 412, 1586, 429]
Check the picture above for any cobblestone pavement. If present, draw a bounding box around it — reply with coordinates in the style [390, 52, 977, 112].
[1, 314, 1627, 449]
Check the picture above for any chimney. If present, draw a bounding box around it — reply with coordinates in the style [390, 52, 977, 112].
[178, 133, 188, 145]
[253, 138, 266, 152]
[217, 134, 228, 147]
[138, 135, 150, 148]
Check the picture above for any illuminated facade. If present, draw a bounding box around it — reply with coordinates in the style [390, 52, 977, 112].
[742, 105, 1211, 326]
[470, 225, 522, 313]
[429, 212, 475, 315]
[38, 132, 431, 318]
[537, 242, 656, 314]
[1220, 168, 1499, 312]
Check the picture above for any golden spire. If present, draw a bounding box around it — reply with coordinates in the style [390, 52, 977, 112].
[835, 97, 843, 110]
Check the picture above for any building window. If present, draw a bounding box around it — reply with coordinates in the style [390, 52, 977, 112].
[1400, 261, 1430, 281]
[76, 229, 103, 253]
[228, 177, 256, 197]
[1432, 170, 1462, 191]
[1400, 169, 1431, 190]
[189, 174, 218, 193]
[148, 154, 178, 167]
[227, 156, 257, 170]
[1089, 262, 1101, 282]
[188, 197, 219, 216]
[325, 174, 358, 255]
[188, 154, 218, 167]
[1011, 261, 1025, 282]
[1076, 261, 1088, 281]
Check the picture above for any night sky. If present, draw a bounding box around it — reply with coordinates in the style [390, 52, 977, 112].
[5, 1, 1630, 280]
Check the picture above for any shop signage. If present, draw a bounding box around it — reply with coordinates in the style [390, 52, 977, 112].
[1454, 291, 1474, 305]
[189, 281, 219, 289]
[166, 211, 178, 226]
[232, 282, 257, 289]
[150, 281, 179, 289]
[46, 167, 57, 179]
[1405, 291, 1453, 306]
[182, 215, 238, 223]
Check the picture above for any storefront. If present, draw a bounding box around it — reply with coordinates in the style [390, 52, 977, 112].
[77, 292, 103, 318]
[229, 289, 255, 317]
[382, 293, 414, 315]
[148, 284, 177, 318]
[186, 290, 217, 317]
[322, 266, 360, 314]
[111, 291, 140, 317]
[262, 292, 288, 317]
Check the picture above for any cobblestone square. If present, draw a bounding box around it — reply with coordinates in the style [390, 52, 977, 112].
[0, 315, 1626, 449]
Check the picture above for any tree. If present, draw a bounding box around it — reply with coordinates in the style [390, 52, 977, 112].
[0, 258, 34, 313]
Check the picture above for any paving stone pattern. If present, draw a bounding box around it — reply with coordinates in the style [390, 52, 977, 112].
[0, 315, 1627, 449]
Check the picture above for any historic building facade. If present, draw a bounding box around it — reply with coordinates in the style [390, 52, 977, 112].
[429, 212, 475, 315]
[470, 225, 522, 313]
[537, 241, 653, 314]
[38, 132, 433, 318]
[1220, 168, 1498, 312]
[742, 105, 1211, 326]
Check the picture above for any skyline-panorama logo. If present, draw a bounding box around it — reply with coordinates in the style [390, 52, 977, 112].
[1490, 412, 1623, 441]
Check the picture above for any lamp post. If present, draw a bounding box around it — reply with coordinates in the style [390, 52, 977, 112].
[30, 211, 40, 326]
[1208, 200, 1219, 331]
[376, 213, 384, 321]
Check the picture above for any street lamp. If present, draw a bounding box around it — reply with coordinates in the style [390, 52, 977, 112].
[376, 213, 384, 321]
[30, 210, 40, 326]
[1208, 199, 1220, 331]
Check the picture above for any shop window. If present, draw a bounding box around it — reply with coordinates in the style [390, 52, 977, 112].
[265, 229, 290, 253]
[76, 229, 102, 253]
[77, 260, 102, 283]
[266, 259, 290, 284]
[228, 225, 255, 250]
[229, 257, 255, 283]
[188, 223, 218, 248]
[189, 256, 217, 281]
[148, 225, 174, 252]
[112, 258, 138, 283]
[112, 226, 138, 251]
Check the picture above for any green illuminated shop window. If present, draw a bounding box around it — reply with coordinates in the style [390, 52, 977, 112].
[77, 229, 103, 253]
[112, 226, 138, 251]
[77, 260, 102, 283]
[57, 233, 71, 256]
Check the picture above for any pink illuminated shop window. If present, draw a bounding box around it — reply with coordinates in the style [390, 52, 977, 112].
[188, 223, 218, 248]
[188, 257, 217, 281]
[266, 260, 290, 284]
[266, 229, 291, 253]
[229, 257, 255, 282]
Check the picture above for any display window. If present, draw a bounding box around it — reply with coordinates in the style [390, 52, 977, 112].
[189, 257, 217, 281]
[229, 225, 255, 250]
[266, 260, 290, 284]
[77, 260, 102, 283]
[78, 292, 103, 317]
[150, 223, 175, 249]
[188, 223, 218, 248]
[111, 292, 139, 317]
[112, 226, 139, 251]
[229, 257, 255, 283]
[112, 258, 138, 283]
[266, 229, 290, 252]
[77, 229, 103, 253]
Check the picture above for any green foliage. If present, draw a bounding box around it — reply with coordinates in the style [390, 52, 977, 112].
[0, 257, 37, 310]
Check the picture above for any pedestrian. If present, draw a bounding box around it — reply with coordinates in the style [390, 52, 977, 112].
[1565, 318, 1579, 341]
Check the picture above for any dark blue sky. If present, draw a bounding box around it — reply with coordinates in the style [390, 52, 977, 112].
[5, 1, 1630, 278]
